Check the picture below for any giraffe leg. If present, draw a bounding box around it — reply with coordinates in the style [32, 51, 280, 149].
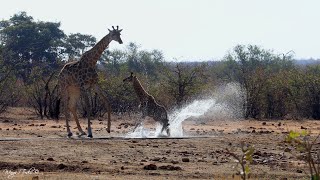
[160, 122, 170, 136]
[133, 120, 143, 131]
[62, 95, 73, 137]
[65, 111, 73, 137]
[106, 103, 111, 133]
[82, 89, 93, 138]
[94, 85, 111, 133]
[166, 123, 170, 137]
[140, 103, 147, 119]
[68, 87, 86, 137]
[70, 106, 86, 137]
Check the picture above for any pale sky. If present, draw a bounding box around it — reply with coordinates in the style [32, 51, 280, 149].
[0, 0, 319, 61]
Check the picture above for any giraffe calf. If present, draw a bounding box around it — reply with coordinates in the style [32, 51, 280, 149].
[123, 72, 170, 136]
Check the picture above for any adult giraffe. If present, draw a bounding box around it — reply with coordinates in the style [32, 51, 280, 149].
[58, 26, 123, 138]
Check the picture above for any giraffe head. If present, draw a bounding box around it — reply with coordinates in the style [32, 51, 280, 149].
[123, 72, 135, 83]
[108, 26, 123, 44]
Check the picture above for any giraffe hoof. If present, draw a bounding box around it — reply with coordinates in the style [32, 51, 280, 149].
[67, 132, 73, 137]
[77, 132, 87, 137]
[87, 134, 93, 138]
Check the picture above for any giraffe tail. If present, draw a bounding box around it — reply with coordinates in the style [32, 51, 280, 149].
[54, 95, 61, 120]
[54, 82, 62, 120]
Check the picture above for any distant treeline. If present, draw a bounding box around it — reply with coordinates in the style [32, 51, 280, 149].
[1, 12, 320, 120]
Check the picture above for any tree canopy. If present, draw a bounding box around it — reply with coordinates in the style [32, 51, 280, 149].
[0, 12, 65, 80]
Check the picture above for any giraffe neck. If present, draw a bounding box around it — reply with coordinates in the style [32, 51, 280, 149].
[80, 33, 112, 67]
[132, 77, 149, 102]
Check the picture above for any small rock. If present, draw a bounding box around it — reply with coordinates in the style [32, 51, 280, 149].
[296, 169, 303, 173]
[301, 126, 307, 130]
[143, 164, 157, 170]
[47, 157, 54, 161]
[149, 172, 160, 175]
[152, 157, 161, 161]
[82, 167, 90, 171]
[262, 122, 267, 125]
[284, 148, 291, 152]
[40, 124, 46, 126]
[182, 158, 190, 162]
[254, 151, 262, 156]
[171, 160, 179, 164]
[121, 166, 125, 170]
[158, 165, 182, 171]
[81, 160, 88, 163]
[57, 163, 67, 169]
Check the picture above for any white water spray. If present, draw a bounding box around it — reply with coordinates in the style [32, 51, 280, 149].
[125, 83, 244, 138]
[125, 99, 216, 138]
[168, 99, 216, 137]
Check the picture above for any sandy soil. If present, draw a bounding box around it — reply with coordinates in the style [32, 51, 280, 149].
[0, 107, 319, 179]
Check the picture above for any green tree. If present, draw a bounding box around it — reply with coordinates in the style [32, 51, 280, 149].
[64, 33, 96, 60]
[162, 62, 207, 107]
[101, 49, 127, 76]
[225, 45, 294, 119]
[304, 65, 320, 119]
[0, 45, 19, 113]
[0, 12, 65, 81]
[126, 42, 165, 77]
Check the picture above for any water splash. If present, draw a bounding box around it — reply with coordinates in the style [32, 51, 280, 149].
[124, 83, 244, 138]
[125, 123, 163, 138]
[125, 99, 216, 138]
[168, 99, 216, 137]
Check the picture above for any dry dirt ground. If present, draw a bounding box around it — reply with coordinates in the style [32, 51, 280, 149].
[0, 107, 320, 179]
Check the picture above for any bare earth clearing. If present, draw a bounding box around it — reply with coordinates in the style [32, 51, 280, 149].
[0, 107, 320, 179]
